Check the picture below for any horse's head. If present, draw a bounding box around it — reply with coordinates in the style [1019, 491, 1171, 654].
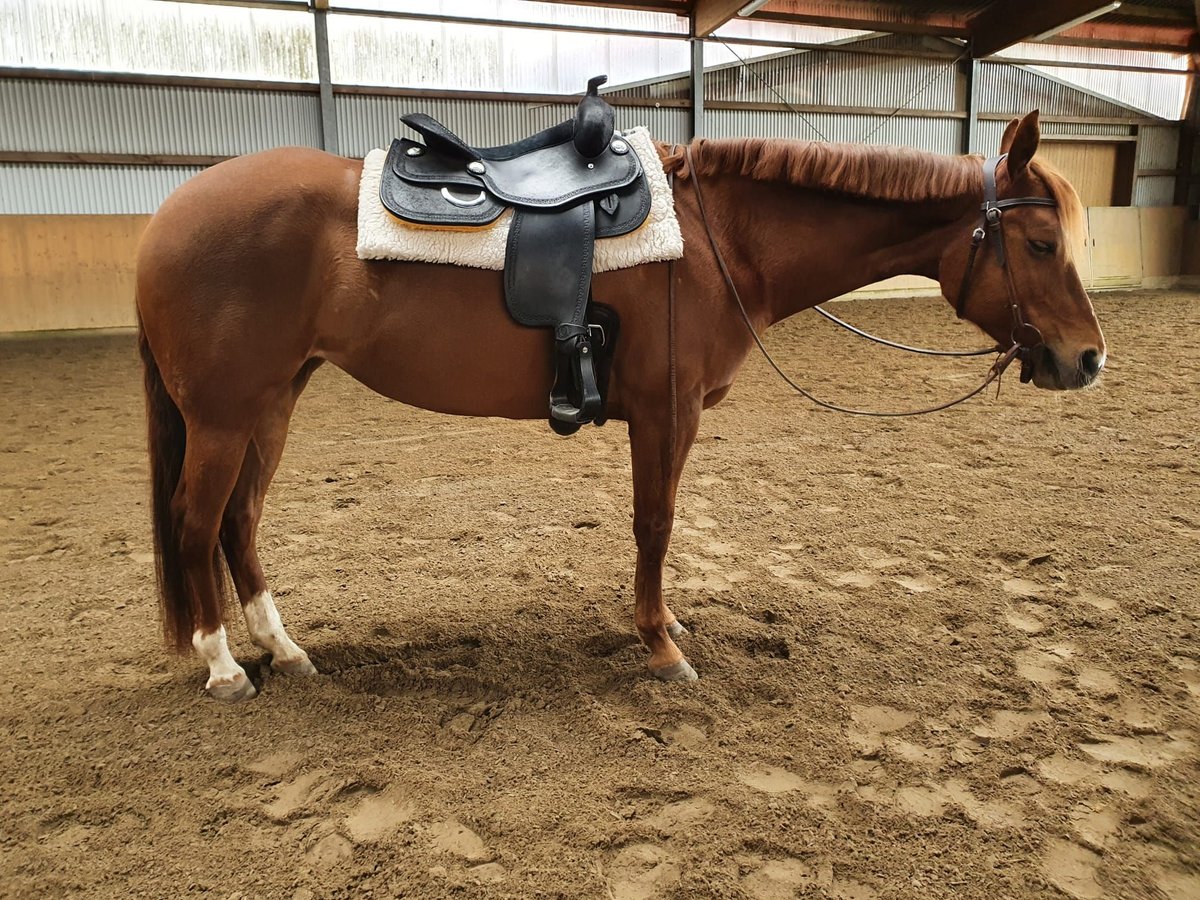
[939, 111, 1105, 390]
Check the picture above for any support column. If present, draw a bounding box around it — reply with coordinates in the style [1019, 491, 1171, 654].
[688, 38, 705, 141]
[313, 0, 339, 155]
[1173, 52, 1199, 209]
[961, 56, 979, 155]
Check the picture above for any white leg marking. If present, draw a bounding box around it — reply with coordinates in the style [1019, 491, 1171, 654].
[192, 626, 256, 702]
[243, 591, 317, 676]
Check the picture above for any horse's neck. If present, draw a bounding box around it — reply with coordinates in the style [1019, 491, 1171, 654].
[705, 175, 976, 326]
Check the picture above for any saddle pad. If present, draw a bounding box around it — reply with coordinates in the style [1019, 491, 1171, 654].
[355, 126, 683, 274]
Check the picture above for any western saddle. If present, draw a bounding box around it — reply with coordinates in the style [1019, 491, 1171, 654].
[379, 75, 651, 435]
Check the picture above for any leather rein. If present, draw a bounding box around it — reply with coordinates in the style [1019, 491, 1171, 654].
[683, 146, 1058, 416]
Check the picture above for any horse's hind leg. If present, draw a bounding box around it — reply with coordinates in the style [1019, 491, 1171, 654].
[221, 364, 320, 677]
[174, 425, 259, 701]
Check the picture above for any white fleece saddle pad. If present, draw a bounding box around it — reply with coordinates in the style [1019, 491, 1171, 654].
[356, 126, 683, 273]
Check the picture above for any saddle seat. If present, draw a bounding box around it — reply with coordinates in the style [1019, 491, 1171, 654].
[379, 75, 652, 435]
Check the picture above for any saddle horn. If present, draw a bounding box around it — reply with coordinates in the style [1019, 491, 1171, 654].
[573, 75, 615, 160]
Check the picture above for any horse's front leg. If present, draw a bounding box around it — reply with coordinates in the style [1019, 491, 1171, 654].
[627, 401, 701, 681]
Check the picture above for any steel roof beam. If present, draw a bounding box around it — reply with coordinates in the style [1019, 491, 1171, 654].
[969, 1, 1122, 58]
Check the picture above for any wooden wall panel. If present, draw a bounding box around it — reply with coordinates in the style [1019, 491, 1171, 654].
[1139, 206, 1186, 285]
[1086, 207, 1143, 289]
[0, 215, 148, 333]
[1038, 141, 1132, 208]
[1180, 220, 1200, 276]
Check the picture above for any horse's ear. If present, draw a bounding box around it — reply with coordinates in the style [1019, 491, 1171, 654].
[1006, 110, 1041, 179]
[999, 118, 1021, 153]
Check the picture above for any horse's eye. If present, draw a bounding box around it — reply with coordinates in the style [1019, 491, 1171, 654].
[1028, 239, 1056, 255]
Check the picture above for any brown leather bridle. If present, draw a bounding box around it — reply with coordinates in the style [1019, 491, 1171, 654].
[684, 146, 1060, 416]
[955, 152, 1058, 385]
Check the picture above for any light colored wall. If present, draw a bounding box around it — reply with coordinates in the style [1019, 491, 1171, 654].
[0, 209, 1190, 334]
[0, 215, 148, 332]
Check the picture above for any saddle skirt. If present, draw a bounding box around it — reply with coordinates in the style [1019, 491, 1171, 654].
[355, 126, 683, 272]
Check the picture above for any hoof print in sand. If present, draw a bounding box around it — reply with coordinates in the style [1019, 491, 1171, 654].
[607, 844, 681, 900]
[428, 819, 490, 862]
[1042, 840, 1103, 899]
[740, 856, 877, 900]
[643, 797, 715, 834]
[344, 788, 415, 843]
[305, 827, 353, 869]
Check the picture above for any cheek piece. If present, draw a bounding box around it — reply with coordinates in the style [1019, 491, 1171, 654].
[954, 153, 1058, 383]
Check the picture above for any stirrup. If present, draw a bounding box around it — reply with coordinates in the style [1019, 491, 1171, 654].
[548, 323, 605, 435]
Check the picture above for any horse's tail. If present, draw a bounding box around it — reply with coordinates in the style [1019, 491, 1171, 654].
[138, 312, 194, 651]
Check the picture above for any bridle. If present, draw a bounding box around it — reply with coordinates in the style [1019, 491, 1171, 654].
[683, 146, 1060, 416]
[955, 152, 1058, 385]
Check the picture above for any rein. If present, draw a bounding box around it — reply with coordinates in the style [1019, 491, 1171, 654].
[811, 304, 997, 357]
[682, 145, 1057, 416]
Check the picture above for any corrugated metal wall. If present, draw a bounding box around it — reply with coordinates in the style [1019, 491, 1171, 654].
[976, 64, 1144, 119]
[1138, 125, 1180, 169]
[1135, 124, 1181, 207]
[335, 94, 687, 158]
[0, 38, 1185, 214]
[698, 50, 960, 114]
[1, 78, 322, 156]
[704, 110, 958, 153]
[0, 163, 204, 214]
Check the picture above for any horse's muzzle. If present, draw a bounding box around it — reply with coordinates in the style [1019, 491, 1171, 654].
[1028, 345, 1105, 390]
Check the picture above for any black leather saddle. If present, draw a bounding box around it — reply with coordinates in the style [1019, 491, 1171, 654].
[380, 75, 651, 434]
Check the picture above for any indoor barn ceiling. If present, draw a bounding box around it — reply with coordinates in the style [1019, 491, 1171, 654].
[550, 0, 1200, 54]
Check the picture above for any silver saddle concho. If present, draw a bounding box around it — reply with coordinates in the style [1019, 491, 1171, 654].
[379, 75, 652, 435]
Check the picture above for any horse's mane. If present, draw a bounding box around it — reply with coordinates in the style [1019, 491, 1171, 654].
[665, 138, 1086, 259]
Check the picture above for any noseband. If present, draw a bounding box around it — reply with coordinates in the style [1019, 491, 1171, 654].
[956, 153, 1058, 383]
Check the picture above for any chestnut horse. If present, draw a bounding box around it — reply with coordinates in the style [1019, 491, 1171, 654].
[136, 111, 1105, 701]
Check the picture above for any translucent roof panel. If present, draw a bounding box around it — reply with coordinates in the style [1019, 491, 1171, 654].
[328, 14, 690, 92]
[711, 17, 870, 50]
[0, 0, 316, 81]
[995, 43, 1188, 119]
[705, 20, 871, 70]
[327, 7, 867, 92]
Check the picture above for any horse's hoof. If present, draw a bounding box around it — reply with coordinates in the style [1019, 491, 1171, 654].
[652, 658, 698, 682]
[272, 653, 317, 676]
[666, 620, 688, 640]
[206, 672, 257, 702]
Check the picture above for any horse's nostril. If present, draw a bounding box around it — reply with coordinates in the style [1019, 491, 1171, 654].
[1080, 348, 1104, 379]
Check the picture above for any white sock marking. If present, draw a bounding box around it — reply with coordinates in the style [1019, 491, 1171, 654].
[243, 591, 311, 669]
[192, 626, 248, 690]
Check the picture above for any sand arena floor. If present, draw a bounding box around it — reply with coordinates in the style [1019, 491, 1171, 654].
[1, 290, 1197, 899]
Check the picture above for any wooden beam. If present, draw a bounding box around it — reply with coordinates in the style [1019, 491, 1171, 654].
[752, 1, 967, 37]
[1117, 4, 1193, 24]
[692, 0, 749, 37]
[969, 1, 1121, 58]
[0, 151, 234, 166]
[1174, 50, 1199, 205]
[525, 0, 686, 12]
[1048, 19, 1194, 51]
